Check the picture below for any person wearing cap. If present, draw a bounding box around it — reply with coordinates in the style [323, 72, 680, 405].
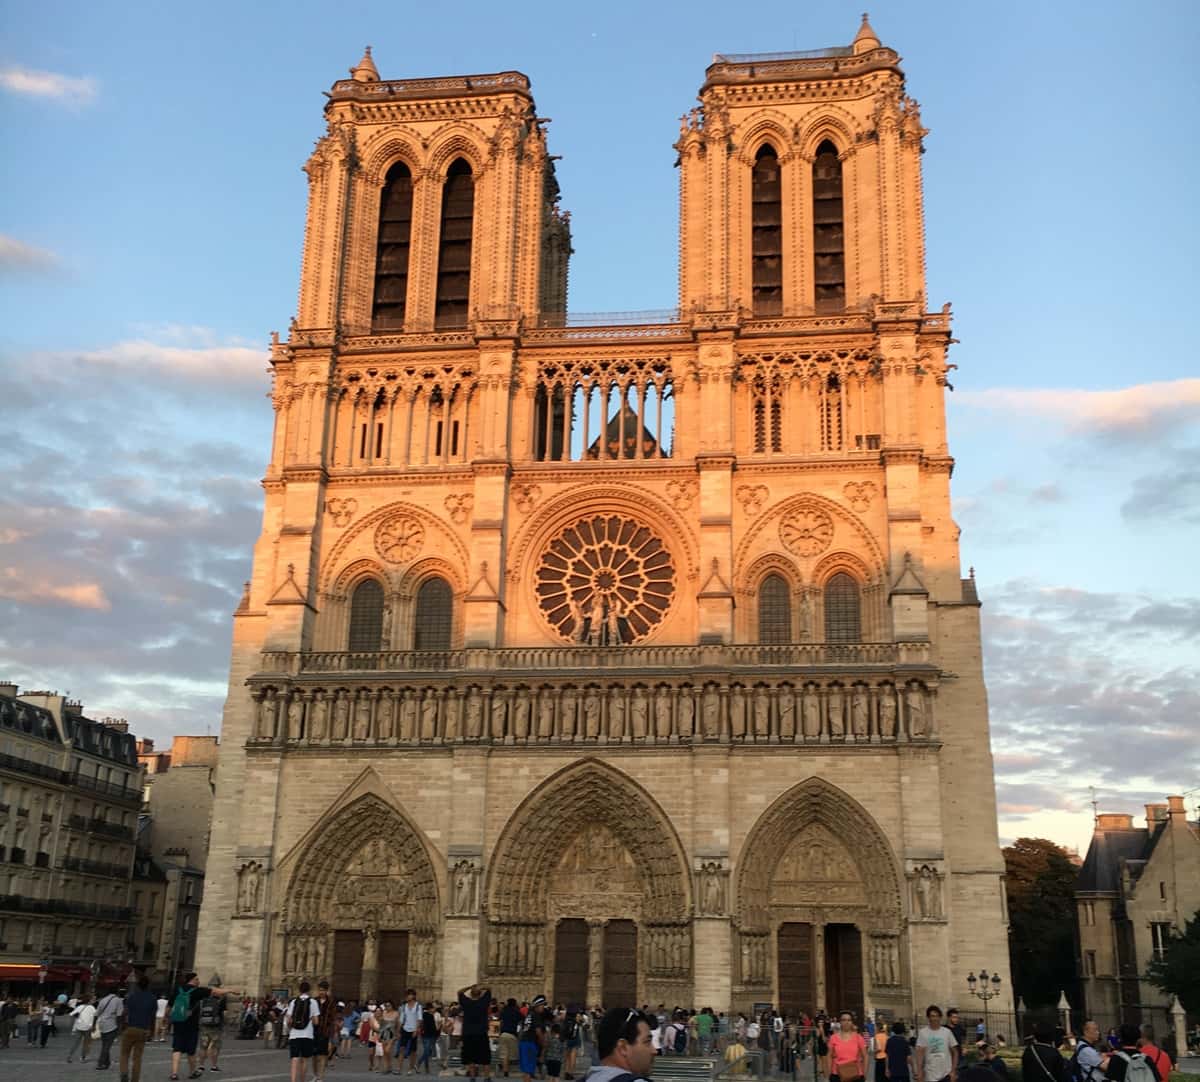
[520, 997, 550, 1082]
[584, 1007, 656, 1082]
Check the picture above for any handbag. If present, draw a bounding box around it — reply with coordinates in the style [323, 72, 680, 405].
[837, 1062, 860, 1082]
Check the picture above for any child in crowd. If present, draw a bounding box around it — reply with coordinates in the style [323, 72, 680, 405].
[545, 1023, 565, 1082]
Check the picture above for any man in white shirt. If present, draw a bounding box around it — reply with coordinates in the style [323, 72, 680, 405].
[67, 994, 97, 1063]
[156, 995, 169, 1041]
[915, 1006, 958, 1082]
[400, 988, 423, 1073]
[285, 981, 321, 1082]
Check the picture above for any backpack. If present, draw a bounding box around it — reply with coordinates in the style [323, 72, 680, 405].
[199, 997, 223, 1027]
[1068, 1047, 1097, 1082]
[170, 987, 192, 1024]
[291, 996, 312, 1030]
[674, 1024, 688, 1054]
[1112, 1051, 1156, 1082]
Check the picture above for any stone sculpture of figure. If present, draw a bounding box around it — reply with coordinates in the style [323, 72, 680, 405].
[309, 692, 329, 742]
[777, 687, 796, 741]
[583, 690, 601, 738]
[607, 688, 626, 740]
[654, 687, 673, 740]
[886, 940, 898, 984]
[914, 864, 941, 918]
[740, 937, 752, 982]
[605, 599, 622, 646]
[906, 683, 927, 737]
[752, 687, 770, 739]
[287, 694, 305, 741]
[453, 861, 477, 914]
[465, 688, 483, 739]
[828, 685, 845, 737]
[353, 693, 372, 740]
[630, 687, 648, 739]
[801, 684, 821, 740]
[798, 590, 813, 642]
[568, 594, 587, 643]
[729, 686, 746, 739]
[701, 863, 724, 915]
[400, 689, 417, 741]
[537, 690, 555, 739]
[677, 687, 694, 739]
[851, 685, 869, 739]
[443, 691, 461, 741]
[255, 693, 276, 740]
[376, 693, 395, 740]
[585, 596, 601, 646]
[237, 863, 256, 913]
[333, 691, 350, 740]
[513, 689, 530, 740]
[491, 692, 508, 740]
[878, 685, 897, 739]
[560, 688, 578, 739]
[420, 689, 439, 740]
[702, 686, 721, 739]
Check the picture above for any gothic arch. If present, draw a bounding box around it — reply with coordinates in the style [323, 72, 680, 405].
[331, 556, 394, 598]
[811, 550, 873, 587]
[734, 112, 795, 164]
[360, 129, 426, 187]
[795, 109, 859, 160]
[486, 758, 692, 923]
[425, 124, 491, 178]
[734, 776, 902, 934]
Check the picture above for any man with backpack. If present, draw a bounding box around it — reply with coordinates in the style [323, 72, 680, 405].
[1106, 1024, 1160, 1082]
[197, 988, 227, 1073]
[284, 981, 321, 1082]
[1070, 1021, 1109, 1082]
[170, 973, 237, 1081]
[1137, 1026, 1172, 1082]
[583, 1007, 656, 1082]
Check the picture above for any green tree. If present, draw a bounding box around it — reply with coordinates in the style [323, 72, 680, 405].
[1003, 837, 1080, 1006]
[1147, 909, 1200, 1011]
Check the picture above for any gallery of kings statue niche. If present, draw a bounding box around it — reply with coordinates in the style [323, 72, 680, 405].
[195, 17, 1013, 1021]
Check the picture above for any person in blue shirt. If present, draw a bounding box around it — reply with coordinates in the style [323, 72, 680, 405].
[121, 973, 159, 1082]
[886, 1022, 914, 1082]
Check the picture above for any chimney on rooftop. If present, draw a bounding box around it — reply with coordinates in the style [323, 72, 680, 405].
[1145, 804, 1169, 828]
[64, 700, 83, 718]
[0, 682, 17, 698]
[1096, 813, 1134, 830]
[1167, 795, 1187, 820]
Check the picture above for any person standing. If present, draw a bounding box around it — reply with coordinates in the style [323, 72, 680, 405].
[1021, 1024, 1068, 1082]
[459, 983, 494, 1080]
[95, 986, 124, 1069]
[197, 988, 227, 1073]
[156, 993, 169, 1042]
[829, 1012, 868, 1082]
[312, 981, 339, 1082]
[915, 1007, 958, 1082]
[284, 981, 321, 1082]
[1072, 1020, 1109, 1082]
[945, 1012, 967, 1062]
[121, 972, 159, 1082]
[885, 1022, 913, 1082]
[169, 973, 237, 1081]
[1137, 1026, 1171, 1082]
[873, 1023, 889, 1082]
[583, 1008, 656, 1082]
[67, 994, 97, 1064]
[399, 989, 422, 1073]
[499, 997, 523, 1076]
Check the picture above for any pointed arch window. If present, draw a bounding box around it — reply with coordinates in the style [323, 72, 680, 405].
[812, 140, 845, 311]
[752, 144, 783, 316]
[372, 161, 414, 330]
[348, 579, 385, 653]
[824, 572, 861, 642]
[758, 573, 792, 644]
[435, 159, 474, 329]
[414, 576, 453, 651]
[820, 372, 843, 451]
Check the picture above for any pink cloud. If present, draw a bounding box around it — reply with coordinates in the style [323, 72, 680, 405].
[0, 568, 110, 610]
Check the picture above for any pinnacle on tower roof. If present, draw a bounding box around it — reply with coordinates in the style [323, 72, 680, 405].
[350, 45, 380, 83]
[852, 13, 881, 54]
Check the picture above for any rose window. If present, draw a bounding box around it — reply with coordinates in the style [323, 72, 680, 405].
[780, 507, 834, 557]
[375, 514, 425, 563]
[535, 514, 675, 644]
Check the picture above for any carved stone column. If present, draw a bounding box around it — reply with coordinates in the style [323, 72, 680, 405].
[587, 920, 605, 1006]
[813, 921, 826, 1011]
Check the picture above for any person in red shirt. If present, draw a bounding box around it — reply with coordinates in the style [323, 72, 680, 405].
[829, 1012, 868, 1082]
[1138, 1026, 1172, 1082]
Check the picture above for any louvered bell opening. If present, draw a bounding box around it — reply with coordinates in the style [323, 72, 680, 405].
[824, 572, 861, 642]
[758, 573, 792, 644]
[812, 141, 845, 311]
[435, 160, 474, 329]
[372, 162, 414, 331]
[414, 577, 453, 651]
[752, 145, 784, 317]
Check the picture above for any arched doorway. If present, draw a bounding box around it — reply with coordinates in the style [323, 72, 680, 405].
[281, 792, 441, 1002]
[485, 760, 692, 1006]
[735, 778, 904, 1020]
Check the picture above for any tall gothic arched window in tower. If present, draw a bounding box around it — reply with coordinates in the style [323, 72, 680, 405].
[414, 577, 453, 651]
[435, 159, 475, 329]
[812, 140, 845, 311]
[348, 579, 385, 653]
[758, 574, 792, 644]
[824, 572, 861, 642]
[372, 161, 414, 330]
[752, 145, 783, 316]
[821, 372, 844, 451]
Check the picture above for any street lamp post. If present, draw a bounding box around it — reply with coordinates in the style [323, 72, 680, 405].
[966, 970, 1003, 1045]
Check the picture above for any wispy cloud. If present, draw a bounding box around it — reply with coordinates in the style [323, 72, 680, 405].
[0, 568, 110, 610]
[0, 234, 61, 274]
[0, 65, 97, 104]
[75, 338, 268, 385]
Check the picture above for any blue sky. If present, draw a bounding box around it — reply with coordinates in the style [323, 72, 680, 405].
[2, 0, 1197, 855]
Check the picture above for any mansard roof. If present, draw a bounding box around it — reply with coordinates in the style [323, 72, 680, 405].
[1076, 824, 1151, 894]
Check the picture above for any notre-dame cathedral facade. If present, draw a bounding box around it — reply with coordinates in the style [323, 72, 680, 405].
[196, 17, 1012, 1021]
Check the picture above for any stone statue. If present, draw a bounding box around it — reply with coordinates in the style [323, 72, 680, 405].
[752, 687, 770, 738]
[914, 864, 941, 918]
[491, 692, 508, 740]
[630, 687, 648, 739]
[608, 688, 626, 740]
[420, 690, 439, 740]
[605, 599, 622, 646]
[560, 688, 578, 739]
[465, 689, 483, 739]
[309, 693, 329, 741]
[255, 694, 276, 740]
[569, 594, 587, 643]
[443, 691, 461, 741]
[851, 685, 869, 738]
[537, 690, 555, 738]
[701, 862, 724, 915]
[287, 695, 305, 741]
[777, 687, 795, 741]
[333, 692, 350, 740]
[654, 687, 673, 740]
[906, 683, 927, 737]
[513, 690, 531, 739]
[453, 860, 478, 914]
[878, 685, 897, 739]
[828, 685, 845, 737]
[729, 686, 746, 739]
[677, 687, 694, 738]
[583, 690, 601, 738]
[400, 689, 417, 741]
[798, 590, 813, 642]
[352, 693, 371, 740]
[376, 693, 394, 740]
[702, 686, 721, 739]
[237, 863, 262, 913]
[802, 684, 821, 740]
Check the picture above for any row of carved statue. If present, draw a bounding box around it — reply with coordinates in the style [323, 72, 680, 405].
[250, 679, 934, 745]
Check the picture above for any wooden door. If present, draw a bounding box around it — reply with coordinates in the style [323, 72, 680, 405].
[823, 924, 864, 1022]
[777, 922, 815, 1017]
[553, 919, 589, 1006]
[602, 920, 638, 1008]
[332, 929, 364, 1001]
[378, 930, 410, 1006]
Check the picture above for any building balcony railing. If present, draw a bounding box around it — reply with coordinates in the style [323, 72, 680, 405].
[61, 854, 130, 879]
[0, 751, 72, 786]
[9, 847, 27, 864]
[0, 894, 132, 921]
[66, 814, 135, 841]
[71, 771, 142, 805]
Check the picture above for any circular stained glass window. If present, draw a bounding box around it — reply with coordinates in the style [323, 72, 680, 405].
[535, 514, 675, 644]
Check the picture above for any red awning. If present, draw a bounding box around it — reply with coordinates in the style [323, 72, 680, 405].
[0, 964, 42, 981]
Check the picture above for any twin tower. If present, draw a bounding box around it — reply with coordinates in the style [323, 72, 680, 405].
[197, 17, 1011, 1022]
